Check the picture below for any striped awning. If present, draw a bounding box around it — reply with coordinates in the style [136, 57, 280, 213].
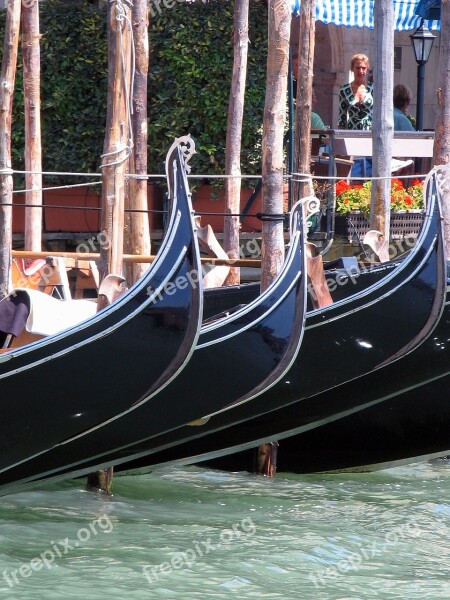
[292, 1, 441, 31]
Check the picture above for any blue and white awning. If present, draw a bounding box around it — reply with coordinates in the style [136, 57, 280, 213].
[291, 1, 441, 31]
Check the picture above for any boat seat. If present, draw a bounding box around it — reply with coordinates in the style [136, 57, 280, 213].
[0, 288, 97, 349]
[12, 256, 72, 299]
[21, 258, 47, 277]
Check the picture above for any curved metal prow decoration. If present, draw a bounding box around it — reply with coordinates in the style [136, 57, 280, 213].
[290, 194, 320, 238]
[362, 230, 390, 263]
[165, 135, 197, 192]
[431, 164, 450, 200]
[294, 194, 333, 308]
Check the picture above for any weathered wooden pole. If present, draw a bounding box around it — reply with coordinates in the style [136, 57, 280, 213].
[223, 0, 249, 286]
[125, 0, 151, 284]
[0, 0, 21, 298]
[370, 0, 394, 242]
[98, 0, 132, 283]
[21, 0, 43, 252]
[433, 0, 450, 258]
[293, 0, 315, 203]
[260, 0, 291, 291]
[257, 0, 291, 477]
[88, 0, 133, 495]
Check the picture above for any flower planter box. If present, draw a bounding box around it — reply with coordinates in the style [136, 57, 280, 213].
[344, 210, 425, 242]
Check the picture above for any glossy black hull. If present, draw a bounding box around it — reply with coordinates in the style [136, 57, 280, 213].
[0, 142, 202, 479]
[0, 201, 308, 494]
[198, 350, 450, 474]
[122, 279, 450, 476]
[262, 372, 450, 473]
[110, 171, 449, 476]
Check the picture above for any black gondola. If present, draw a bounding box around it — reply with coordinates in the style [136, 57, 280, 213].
[108, 167, 448, 476]
[0, 181, 309, 495]
[21, 167, 447, 488]
[0, 139, 203, 477]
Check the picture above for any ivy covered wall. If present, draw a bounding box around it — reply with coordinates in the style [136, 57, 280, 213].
[1, 0, 268, 183]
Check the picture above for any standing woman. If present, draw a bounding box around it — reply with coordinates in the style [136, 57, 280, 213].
[338, 53, 373, 130]
[338, 54, 374, 177]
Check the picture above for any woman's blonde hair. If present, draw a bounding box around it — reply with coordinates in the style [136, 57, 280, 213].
[350, 53, 370, 70]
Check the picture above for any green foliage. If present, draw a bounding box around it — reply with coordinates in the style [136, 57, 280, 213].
[2, 0, 108, 184]
[39, 2, 108, 177]
[148, 0, 268, 181]
[1, 0, 268, 184]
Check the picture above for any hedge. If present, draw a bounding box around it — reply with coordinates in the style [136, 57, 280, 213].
[0, 0, 268, 185]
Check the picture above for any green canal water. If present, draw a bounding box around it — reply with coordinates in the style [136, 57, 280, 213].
[1, 461, 450, 599]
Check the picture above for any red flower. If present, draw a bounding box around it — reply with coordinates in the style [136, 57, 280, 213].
[405, 196, 413, 205]
[336, 180, 351, 196]
[412, 179, 422, 187]
[391, 178, 404, 190]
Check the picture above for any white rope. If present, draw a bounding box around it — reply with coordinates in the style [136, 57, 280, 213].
[12, 169, 103, 177]
[5, 167, 431, 185]
[293, 172, 429, 182]
[12, 181, 102, 196]
[4, 168, 269, 180]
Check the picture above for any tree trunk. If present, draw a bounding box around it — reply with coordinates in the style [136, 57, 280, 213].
[293, 0, 315, 203]
[0, 0, 21, 298]
[99, 0, 132, 282]
[125, 0, 151, 285]
[223, 0, 249, 286]
[22, 0, 43, 252]
[433, 0, 450, 258]
[370, 0, 394, 242]
[260, 0, 291, 292]
[257, 0, 291, 477]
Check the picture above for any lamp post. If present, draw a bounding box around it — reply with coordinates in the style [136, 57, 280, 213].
[410, 20, 436, 131]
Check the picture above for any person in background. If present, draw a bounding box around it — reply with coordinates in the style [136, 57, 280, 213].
[311, 86, 326, 130]
[311, 85, 329, 154]
[311, 110, 326, 130]
[391, 83, 416, 176]
[338, 53, 373, 178]
[393, 84, 416, 131]
[338, 53, 373, 131]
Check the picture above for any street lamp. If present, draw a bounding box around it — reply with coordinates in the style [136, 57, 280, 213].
[410, 19, 436, 130]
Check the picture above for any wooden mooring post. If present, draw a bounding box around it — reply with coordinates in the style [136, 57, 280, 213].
[22, 0, 43, 253]
[86, 0, 133, 495]
[256, 0, 291, 478]
[0, 0, 21, 298]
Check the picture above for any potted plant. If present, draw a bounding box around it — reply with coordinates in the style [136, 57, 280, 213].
[335, 178, 424, 240]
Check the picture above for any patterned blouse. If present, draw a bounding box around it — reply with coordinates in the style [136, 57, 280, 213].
[338, 82, 374, 130]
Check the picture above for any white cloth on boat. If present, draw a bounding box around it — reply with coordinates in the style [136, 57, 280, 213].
[11, 288, 97, 336]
